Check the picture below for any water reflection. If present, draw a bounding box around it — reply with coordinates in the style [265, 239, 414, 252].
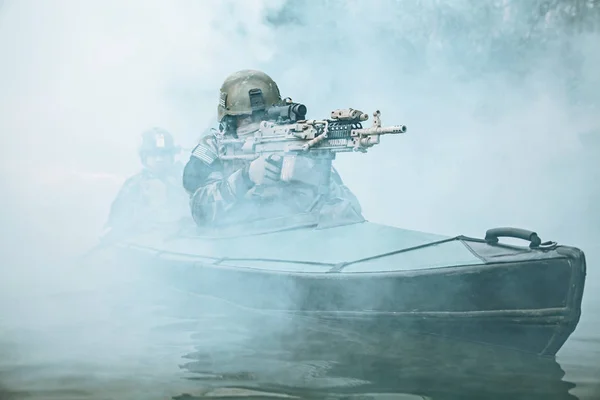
[0, 270, 584, 400]
[162, 294, 578, 400]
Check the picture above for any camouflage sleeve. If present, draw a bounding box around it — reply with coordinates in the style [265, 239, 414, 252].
[186, 134, 254, 226]
[104, 174, 145, 230]
[182, 134, 222, 196]
[183, 157, 211, 196]
[329, 166, 363, 215]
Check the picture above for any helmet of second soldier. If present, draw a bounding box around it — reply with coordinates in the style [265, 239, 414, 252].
[217, 70, 282, 135]
[139, 127, 180, 174]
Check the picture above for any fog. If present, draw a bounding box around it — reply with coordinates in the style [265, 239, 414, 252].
[0, 0, 599, 397]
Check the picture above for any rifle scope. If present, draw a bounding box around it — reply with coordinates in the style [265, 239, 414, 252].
[266, 103, 307, 122]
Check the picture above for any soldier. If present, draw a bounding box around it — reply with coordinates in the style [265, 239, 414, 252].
[104, 127, 190, 236]
[182, 69, 363, 228]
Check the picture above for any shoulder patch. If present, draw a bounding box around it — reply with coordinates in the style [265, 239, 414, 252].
[191, 139, 218, 165]
[192, 145, 217, 165]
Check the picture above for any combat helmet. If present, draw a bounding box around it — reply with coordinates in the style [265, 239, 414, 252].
[138, 127, 179, 160]
[217, 69, 282, 122]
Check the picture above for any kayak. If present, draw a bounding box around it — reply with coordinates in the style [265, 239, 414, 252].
[110, 215, 586, 357]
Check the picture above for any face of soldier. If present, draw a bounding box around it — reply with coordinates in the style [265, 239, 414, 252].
[236, 115, 261, 137]
[144, 152, 174, 175]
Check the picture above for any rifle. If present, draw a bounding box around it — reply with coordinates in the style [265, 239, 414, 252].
[217, 102, 406, 160]
[216, 101, 407, 198]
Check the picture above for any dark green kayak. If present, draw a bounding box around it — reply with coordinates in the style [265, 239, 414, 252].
[112, 216, 586, 357]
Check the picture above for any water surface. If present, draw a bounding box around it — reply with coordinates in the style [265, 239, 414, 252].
[0, 244, 597, 400]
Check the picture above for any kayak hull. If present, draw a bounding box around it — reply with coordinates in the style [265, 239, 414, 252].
[111, 221, 586, 356]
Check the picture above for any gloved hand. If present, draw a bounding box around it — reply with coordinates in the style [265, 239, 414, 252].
[280, 155, 322, 187]
[247, 154, 283, 185]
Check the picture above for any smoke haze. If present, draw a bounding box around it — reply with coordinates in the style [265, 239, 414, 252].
[0, 0, 598, 398]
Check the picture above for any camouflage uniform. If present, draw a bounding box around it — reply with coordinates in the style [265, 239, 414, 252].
[183, 70, 363, 228]
[183, 131, 363, 228]
[105, 128, 189, 234]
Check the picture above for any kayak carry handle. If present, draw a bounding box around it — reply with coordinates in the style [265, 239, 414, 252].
[484, 227, 542, 249]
